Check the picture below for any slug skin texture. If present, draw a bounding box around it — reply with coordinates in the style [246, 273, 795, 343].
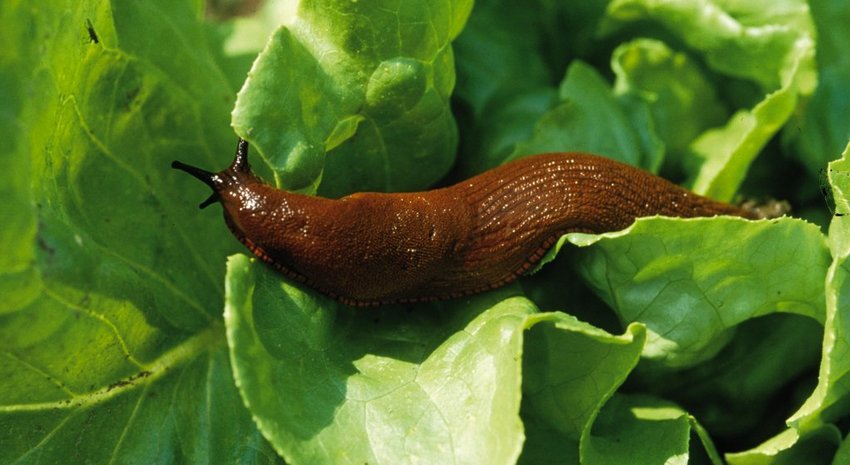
[173, 139, 758, 306]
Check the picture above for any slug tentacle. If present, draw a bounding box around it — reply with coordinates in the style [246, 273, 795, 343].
[173, 139, 763, 306]
[231, 138, 251, 174]
[172, 138, 257, 209]
[170, 161, 222, 209]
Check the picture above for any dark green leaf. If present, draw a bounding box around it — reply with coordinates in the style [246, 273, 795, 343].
[0, 0, 280, 462]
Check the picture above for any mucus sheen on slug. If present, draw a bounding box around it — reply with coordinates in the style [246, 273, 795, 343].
[172, 139, 760, 306]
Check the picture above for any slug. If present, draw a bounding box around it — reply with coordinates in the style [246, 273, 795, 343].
[172, 139, 759, 306]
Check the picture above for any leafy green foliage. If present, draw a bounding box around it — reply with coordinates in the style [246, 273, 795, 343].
[582, 394, 722, 465]
[568, 217, 828, 367]
[789, 143, 850, 432]
[232, 0, 472, 196]
[786, 0, 850, 176]
[0, 0, 279, 462]
[512, 61, 663, 171]
[225, 255, 531, 465]
[3, 0, 850, 464]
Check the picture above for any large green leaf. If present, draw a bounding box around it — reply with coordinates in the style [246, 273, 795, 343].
[833, 432, 850, 465]
[231, 0, 473, 196]
[226, 255, 654, 465]
[544, 217, 829, 367]
[225, 255, 530, 465]
[0, 0, 38, 316]
[0, 0, 281, 462]
[452, 0, 615, 176]
[789, 142, 850, 430]
[630, 314, 822, 443]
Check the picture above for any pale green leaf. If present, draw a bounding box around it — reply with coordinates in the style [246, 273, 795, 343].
[603, 0, 816, 201]
[225, 254, 531, 465]
[789, 142, 850, 431]
[556, 217, 829, 367]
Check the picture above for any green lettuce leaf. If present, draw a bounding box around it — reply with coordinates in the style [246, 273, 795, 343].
[0, 0, 281, 462]
[512, 60, 663, 171]
[629, 314, 822, 444]
[4, 0, 850, 463]
[0, 3, 38, 316]
[610, 38, 727, 176]
[451, 0, 558, 175]
[725, 426, 841, 465]
[519, 317, 646, 465]
[216, 0, 299, 59]
[226, 255, 650, 465]
[834, 432, 850, 465]
[789, 142, 850, 430]
[225, 255, 530, 465]
[786, 0, 850, 176]
[582, 394, 723, 465]
[662, 143, 850, 461]
[231, 0, 473, 196]
[452, 0, 615, 176]
[601, 0, 816, 201]
[533, 217, 829, 367]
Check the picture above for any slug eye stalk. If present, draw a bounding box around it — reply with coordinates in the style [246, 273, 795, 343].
[171, 138, 253, 209]
[171, 160, 221, 209]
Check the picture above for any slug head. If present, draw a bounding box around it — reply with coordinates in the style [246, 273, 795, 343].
[171, 138, 256, 209]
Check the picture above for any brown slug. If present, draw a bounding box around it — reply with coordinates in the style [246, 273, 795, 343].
[172, 138, 759, 306]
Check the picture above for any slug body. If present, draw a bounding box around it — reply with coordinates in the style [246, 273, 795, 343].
[173, 139, 757, 306]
